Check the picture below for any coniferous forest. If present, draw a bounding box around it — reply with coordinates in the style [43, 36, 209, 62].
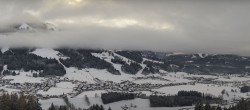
[194, 99, 250, 110]
[240, 86, 250, 93]
[0, 48, 66, 76]
[101, 92, 135, 104]
[0, 93, 112, 110]
[47, 104, 111, 110]
[149, 91, 221, 107]
[0, 93, 42, 110]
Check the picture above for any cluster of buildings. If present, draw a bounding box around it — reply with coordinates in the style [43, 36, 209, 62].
[0, 73, 194, 99]
[0, 74, 191, 99]
[71, 79, 188, 98]
[133, 76, 170, 81]
[184, 76, 250, 87]
[2, 73, 249, 101]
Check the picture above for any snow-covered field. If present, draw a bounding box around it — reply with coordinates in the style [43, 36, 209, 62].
[0, 86, 20, 94]
[71, 97, 194, 110]
[153, 83, 245, 100]
[76, 90, 107, 98]
[3, 71, 44, 83]
[41, 96, 195, 110]
[2, 68, 250, 110]
[40, 98, 66, 109]
[31, 48, 68, 60]
[38, 82, 76, 96]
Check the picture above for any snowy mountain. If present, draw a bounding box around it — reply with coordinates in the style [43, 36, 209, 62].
[18, 23, 33, 31]
[44, 22, 59, 31]
[0, 22, 60, 33]
[16, 22, 59, 31]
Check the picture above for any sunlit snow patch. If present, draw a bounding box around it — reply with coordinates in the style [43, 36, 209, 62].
[31, 48, 68, 60]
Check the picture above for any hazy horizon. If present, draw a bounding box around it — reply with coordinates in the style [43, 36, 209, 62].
[1, 0, 250, 56]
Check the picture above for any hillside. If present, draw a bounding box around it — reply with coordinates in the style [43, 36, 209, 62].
[1, 48, 250, 77]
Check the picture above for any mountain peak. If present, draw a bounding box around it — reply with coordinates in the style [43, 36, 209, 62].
[44, 22, 59, 31]
[18, 23, 33, 31]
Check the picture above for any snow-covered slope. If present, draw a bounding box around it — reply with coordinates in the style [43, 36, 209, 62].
[92, 51, 148, 75]
[64, 67, 136, 83]
[31, 48, 68, 60]
[1, 47, 9, 53]
[3, 71, 44, 83]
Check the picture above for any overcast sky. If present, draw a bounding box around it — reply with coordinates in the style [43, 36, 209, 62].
[0, 0, 250, 55]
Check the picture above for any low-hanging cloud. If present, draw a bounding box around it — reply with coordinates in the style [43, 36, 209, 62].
[1, 0, 250, 56]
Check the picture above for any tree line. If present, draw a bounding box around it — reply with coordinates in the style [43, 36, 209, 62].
[0, 92, 113, 110]
[101, 92, 135, 104]
[48, 103, 112, 110]
[240, 86, 250, 93]
[150, 91, 221, 107]
[0, 93, 42, 110]
[0, 48, 66, 76]
[121, 62, 142, 75]
[195, 99, 250, 110]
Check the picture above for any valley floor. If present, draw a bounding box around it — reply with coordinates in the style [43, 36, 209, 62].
[1, 70, 249, 110]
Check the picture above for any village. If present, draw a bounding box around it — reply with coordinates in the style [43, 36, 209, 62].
[0, 72, 250, 102]
[0, 74, 191, 99]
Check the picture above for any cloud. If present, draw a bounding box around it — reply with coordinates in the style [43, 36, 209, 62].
[0, 0, 250, 56]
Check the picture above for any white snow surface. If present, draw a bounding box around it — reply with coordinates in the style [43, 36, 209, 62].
[1, 47, 9, 53]
[0, 65, 7, 75]
[18, 23, 33, 31]
[40, 98, 66, 110]
[143, 58, 164, 64]
[0, 86, 20, 94]
[76, 90, 107, 98]
[31, 48, 63, 59]
[3, 71, 43, 83]
[64, 67, 134, 83]
[153, 83, 245, 101]
[37, 82, 76, 96]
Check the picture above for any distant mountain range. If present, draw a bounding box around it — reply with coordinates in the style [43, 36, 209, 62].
[1, 48, 250, 76]
[16, 22, 59, 31]
[0, 22, 59, 33]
